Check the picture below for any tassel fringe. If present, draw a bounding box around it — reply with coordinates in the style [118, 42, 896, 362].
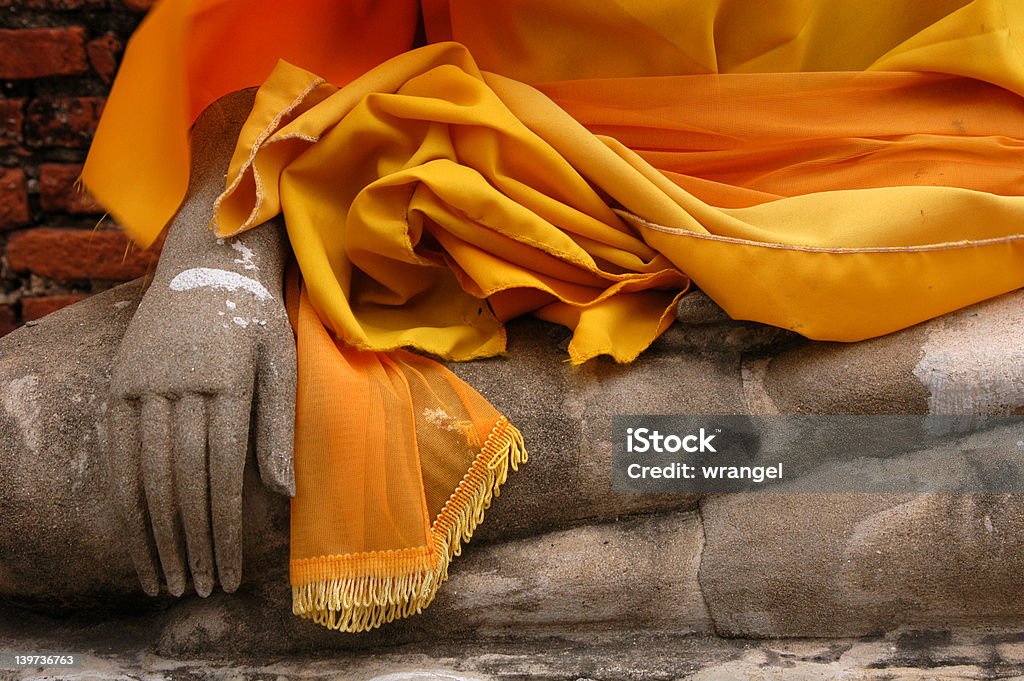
[292, 416, 528, 632]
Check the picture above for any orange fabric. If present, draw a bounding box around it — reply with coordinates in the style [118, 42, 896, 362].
[81, 0, 419, 246]
[286, 266, 525, 631]
[539, 72, 1024, 209]
[424, 0, 976, 81]
[214, 51, 688, 365]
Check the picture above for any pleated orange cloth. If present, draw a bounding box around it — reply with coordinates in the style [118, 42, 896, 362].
[82, 0, 1024, 631]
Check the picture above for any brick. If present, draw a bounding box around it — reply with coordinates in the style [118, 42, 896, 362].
[0, 1, 106, 7]
[7, 227, 157, 281]
[25, 97, 104, 148]
[21, 294, 88, 321]
[0, 304, 16, 337]
[0, 99, 23, 148]
[0, 28, 88, 79]
[39, 163, 102, 214]
[0, 167, 28, 229]
[122, 0, 156, 10]
[86, 33, 122, 84]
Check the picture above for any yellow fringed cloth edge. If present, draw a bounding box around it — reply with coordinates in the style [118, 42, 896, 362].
[291, 416, 527, 632]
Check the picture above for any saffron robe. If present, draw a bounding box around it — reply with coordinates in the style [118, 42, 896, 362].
[83, 0, 1024, 630]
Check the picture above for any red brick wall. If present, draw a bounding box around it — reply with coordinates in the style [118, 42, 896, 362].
[0, 0, 157, 337]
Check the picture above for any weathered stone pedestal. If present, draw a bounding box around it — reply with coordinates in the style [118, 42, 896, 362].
[1, 279, 1022, 679]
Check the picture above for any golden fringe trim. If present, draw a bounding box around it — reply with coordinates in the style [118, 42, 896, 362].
[291, 416, 528, 632]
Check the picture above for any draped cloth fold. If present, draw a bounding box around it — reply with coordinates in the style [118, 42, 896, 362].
[82, 0, 1024, 632]
[214, 45, 689, 628]
[211, 41, 1023, 628]
[215, 42, 1024, 351]
[286, 266, 526, 630]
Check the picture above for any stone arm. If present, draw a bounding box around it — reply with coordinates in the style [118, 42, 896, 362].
[104, 89, 297, 598]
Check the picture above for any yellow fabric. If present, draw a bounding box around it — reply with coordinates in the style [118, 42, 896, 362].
[425, 0, 981, 79]
[216, 44, 1023, 347]
[83, 0, 1024, 631]
[214, 49, 687, 363]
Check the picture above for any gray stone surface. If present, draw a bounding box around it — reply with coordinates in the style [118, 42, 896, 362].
[153, 511, 710, 656]
[759, 290, 1024, 417]
[449, 317, 754, 543]
[4, 623, 1024, 680]
[102, 88, 295, 600]
[0, 281, 733, 612]
[2, 269, 1023, 647]
[0, 281, 292, 614]
[701, 492, 1024, 638]
[0, 281, 145, 611]
[698, 291, 1024, 639]
[760, 324, 932, 415]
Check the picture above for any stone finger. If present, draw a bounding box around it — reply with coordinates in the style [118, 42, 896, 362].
[208, 391, 252, 593]
[174, 394, 215, 597]
[254, 333, 296, 497]
[105, 399, 161, 596]
[140, 394, 188, 597]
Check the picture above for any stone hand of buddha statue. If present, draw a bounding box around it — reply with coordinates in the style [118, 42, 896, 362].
[103, 89, 297, 599]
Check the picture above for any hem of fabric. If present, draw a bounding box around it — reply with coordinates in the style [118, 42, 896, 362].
[211, 72, 327, 238]
[616, 209, 1024, 253]
[290, 415, 528, 632]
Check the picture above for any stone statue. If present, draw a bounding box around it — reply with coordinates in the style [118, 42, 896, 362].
[1, 89, 1023, 660]
[102, 89, 296, 601]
